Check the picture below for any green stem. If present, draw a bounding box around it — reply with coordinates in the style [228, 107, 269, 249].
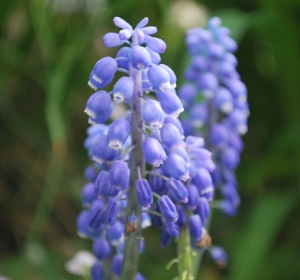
[177, 226, 194, 280]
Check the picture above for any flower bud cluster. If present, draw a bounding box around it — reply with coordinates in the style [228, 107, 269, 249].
[179, 17, 249, 266]
[77, 16, 219, 279]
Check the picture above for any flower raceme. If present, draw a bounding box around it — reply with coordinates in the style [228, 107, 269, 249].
[75, 16, 245, 280]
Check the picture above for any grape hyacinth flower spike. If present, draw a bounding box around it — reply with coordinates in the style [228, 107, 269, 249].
[75, 16, 247, 280]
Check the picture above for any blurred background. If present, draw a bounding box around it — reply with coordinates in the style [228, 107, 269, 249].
[1, 0, 300, 279]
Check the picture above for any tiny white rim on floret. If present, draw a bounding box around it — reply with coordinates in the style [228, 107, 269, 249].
[91, 156, 104, 164]
[152, 159, 164, 168]
[88, 118, 99, 126]
[182, 197, 189, 203]
[237, 124, 248, 135]
[108, 140, 123, 150]
[113, 92, 125, 103]
[77, 231, 88, 239]
[87, 81, 98, 90]
[238, 94, 247, 102]
[171, 83, 177, 89]
[150, 121, 163, 130]
[203, 90, 214, 98]
[193, 120, 203, 128]
[137, 63, 146, 70]
[220, 102, 233, 114]
[159, 82, 172, 92]
[84, 107, 97, 118]
[171, 107, 184, 118]
[180, 173, 190, 182]
[170, 143, 181, 150]
[141, 218, 152, 229]
[92, 74, 103, 84]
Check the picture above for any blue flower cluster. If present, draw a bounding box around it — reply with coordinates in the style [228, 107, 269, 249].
[77, 16, 221, 279]
[179, 17, 249, 266]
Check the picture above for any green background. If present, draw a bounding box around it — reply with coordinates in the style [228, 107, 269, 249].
[1, 0, 300, 279]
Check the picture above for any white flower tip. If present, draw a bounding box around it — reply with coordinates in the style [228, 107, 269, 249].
[91, 156, 104, 164]
[108, 140, 123, 150]
[220, 103, 233, 114]
[92, 74, 103, 83]
[113, 93, 125, 103]
[237, 124, 248, 135]
[84, 108, 97, 118]
[88, 81, 98, 90]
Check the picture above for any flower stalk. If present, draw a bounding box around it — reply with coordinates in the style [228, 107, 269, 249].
[121, 34, 145, 280]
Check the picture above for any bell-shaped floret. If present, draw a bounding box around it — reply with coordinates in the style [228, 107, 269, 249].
[223, 78, 247, 99]
[162, 219, 180, 238]
[228, 109, 248, 135]
[160, 228, 172, 248]
[210, 246, 228, 268]
[136, 17, 149, 29]
[164, 114, 184, 136]
[92, 238, 111, 260]
[219, 36, 238, 52]
[106, 221, 124, 244]
[191, 55, 208, 71]
[109, 160, 129, 190]
[150, 203, 163, 228]
[93, 57, 118, 85]
[81, 183, 97, 207]
[214, 87, 233, 113]
[171, 147, 190, 166]
[90, 261, 104, 280]
[88, 200, 105, 231]
[207, 42, 224, 58]
[116, 47, 131, 69]
[220, 199, 237, 217]
[84, 165, 98, 182]
[158, 195, 178, 222]
[228, 131, 244, 153]
[192, 168, 214, 200]
[103, 32, 124, 48]
[135, 179, 153, 208]
[88, 70, 114, 90]
[146, 47, 161, 64]
[163, 154, 189, 181]
[77, 210, 93, 238]
[161, 123, 182, 150]
[88, 104, 113, 125]
[159, 64, 176, 88]
[149, 168, 167, 195]
[210, 123, 229, 148]
[190, 103, 207, 128]
[147, 65, 171, 92]
[136, 28, 145, 44]
[221, 147, 240, 170]
[103, 199, 120, 228]
[188, 215, 202, 240]
[178, 83, 197, 110]
[111, 254, 123, 277]
[176, 205, 186, 228]
[167, 179, 188, 203]
[146, 37, 166, 53]
[142, 99, 164, 130]
[130, 46, 151, 70]
[221, 183, 240, 207]
[95, 171, 119, 197]
[156, 90, 184, 117]
[113, 77, 134, 103]
[142, 26, 157, 35]
[113, 17, 132, 30]
[185, 184, 200, 210]
[218, 59, 235, 77]
[107, 119, 130, 150]
[91, 134, 119, 163]
[142, 137, 167, 167]
[119, 29, 132, 40]
[194, 197, 210, 225]
[85, 90, 112, 118]
[198, 72, 218, 98]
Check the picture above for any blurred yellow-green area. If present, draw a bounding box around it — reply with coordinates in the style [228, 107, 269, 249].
[1, 0, 300, 279]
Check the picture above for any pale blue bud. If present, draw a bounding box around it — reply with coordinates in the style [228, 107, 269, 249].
[130, 46, 151, 70]
[103, 32, 124, 48]
[113, 77, 134, 103]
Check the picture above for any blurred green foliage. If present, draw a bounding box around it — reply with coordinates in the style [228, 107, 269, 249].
[0, 0, 300, 279]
